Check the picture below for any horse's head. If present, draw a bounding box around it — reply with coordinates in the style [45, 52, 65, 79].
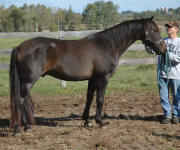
[142, 16, 166, 55]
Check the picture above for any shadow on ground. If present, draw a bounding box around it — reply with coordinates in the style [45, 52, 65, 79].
[0, 113, 163, 128]
[1, 114, 180, 141]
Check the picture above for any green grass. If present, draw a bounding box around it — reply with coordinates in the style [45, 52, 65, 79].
[0, 64, 158, 97]
[121, 50, 156, 59]
[0, 55, 10, 63]
[0, 70, 10, 97]
[0, 37, 80, 49]
[106, 64, 158, 94]
[0, 38, 28, 49]
[64, 37, 81, 40]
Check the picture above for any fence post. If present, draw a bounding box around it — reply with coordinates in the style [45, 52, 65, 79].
[59, 31, 67, 88]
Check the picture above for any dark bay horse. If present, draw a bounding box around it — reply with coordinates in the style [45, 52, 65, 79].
[9, 16, 166, 134]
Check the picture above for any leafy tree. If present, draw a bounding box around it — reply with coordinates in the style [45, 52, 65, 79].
[82, 4, 97, 29]
[9, 8, 25, 31]
[55, 8, 66, 30]
[102, 1, 119, 28]
[65, 5, 74, 30]
[0, 3, 179, 32]
[82, 1, 119, 29]
[94, 1, 105, 26]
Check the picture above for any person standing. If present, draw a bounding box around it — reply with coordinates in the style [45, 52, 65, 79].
[158, 21, 180, 124]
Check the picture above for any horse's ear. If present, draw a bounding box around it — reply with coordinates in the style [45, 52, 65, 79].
[149, 16, 154, 21]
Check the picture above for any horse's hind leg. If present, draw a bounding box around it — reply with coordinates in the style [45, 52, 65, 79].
[20, 82, 35, 132]
[83, 78, 97, 126]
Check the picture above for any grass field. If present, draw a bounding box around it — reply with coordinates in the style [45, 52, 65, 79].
[121, 50, 156, 59]
[0, 38, 28, 49]
[0, 64, 158, 97]
[0, 55, 10, 63]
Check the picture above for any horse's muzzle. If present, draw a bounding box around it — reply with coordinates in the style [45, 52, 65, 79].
[157, 40, 167, 55]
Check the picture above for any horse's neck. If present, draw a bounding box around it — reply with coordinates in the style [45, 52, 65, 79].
[117, 25, 144, 57]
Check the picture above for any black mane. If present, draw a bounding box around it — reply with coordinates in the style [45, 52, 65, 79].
[94, 18, 149, 48]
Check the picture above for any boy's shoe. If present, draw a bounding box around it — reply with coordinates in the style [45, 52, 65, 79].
[172, 117, 179, 124]
[161, 117, 171, 124]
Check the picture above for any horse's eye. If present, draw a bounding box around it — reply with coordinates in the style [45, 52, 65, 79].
[154, 28, 159, 32]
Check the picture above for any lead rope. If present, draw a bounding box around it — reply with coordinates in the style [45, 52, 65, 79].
[157, 50, 171, 86]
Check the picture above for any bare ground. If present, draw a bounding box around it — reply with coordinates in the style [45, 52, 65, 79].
[0, 92, 180, 150]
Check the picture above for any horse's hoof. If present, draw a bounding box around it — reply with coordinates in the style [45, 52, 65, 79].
[24, 125, 32, 132]
[13, 129, 21, 136]
[13, 132, 21, 137]
[84, 120, 92, 127]
[84, 121, 89, 127]
[99, 121, 109, 128]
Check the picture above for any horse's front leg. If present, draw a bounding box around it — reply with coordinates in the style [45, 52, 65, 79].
[95, 78, 108, 127]
[82, 78, 97, 127]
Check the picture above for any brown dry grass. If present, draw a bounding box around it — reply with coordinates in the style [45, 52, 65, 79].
[0, 92, 180, 150]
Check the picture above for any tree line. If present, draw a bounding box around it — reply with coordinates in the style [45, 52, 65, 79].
[0, 1, 179, 32]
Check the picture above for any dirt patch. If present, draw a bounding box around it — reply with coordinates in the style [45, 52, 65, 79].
[0, 92, 180, 150]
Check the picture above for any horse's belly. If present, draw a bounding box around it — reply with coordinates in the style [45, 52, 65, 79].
[65, 67, 93, 80]
[52, 63, 93, 81]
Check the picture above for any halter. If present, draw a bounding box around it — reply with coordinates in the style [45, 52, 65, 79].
[144, 31, 171, 86]
[145, 31, 163, 45]
[144, 31, 163, 54]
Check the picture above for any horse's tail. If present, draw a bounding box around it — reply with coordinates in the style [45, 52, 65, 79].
[10, 47, 35, 129]
[9, 46, 21, 128]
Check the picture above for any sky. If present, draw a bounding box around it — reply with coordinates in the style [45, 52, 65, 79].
[0, 0, 179, 13]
